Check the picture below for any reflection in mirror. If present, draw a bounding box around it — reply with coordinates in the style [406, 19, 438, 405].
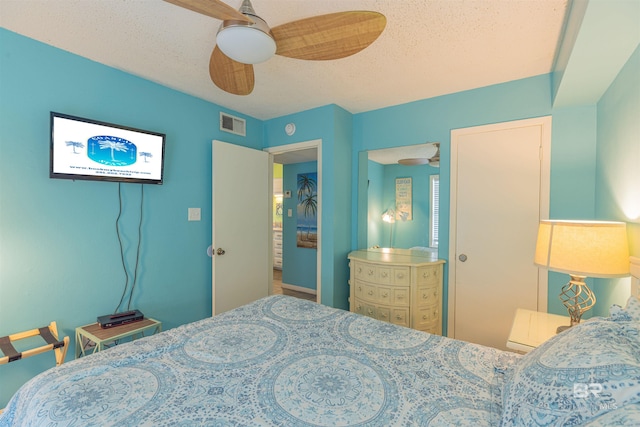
[358, 144, 440, 254]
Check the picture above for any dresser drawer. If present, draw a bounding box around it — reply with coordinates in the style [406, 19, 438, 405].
[376, 267, 410, 285]
[377, 306, 410, 327]
[414, 304, 441, 333]
[417, 265, 440, 285]
[273, 239, 283, 249]
[416, 320, 441, 335]
[388, 307, 410, 327]
[353, 300, 376, 318]
[353, 298, 409, 328]
[354, 281, 378, 302]
[390, 267, 410, 285]
[354, 281, 410, 306]
[352, 262, 410, 286]
[377, 285, 410, 306]
[416, 284, 440, 306]
[353, 261, 376, 282]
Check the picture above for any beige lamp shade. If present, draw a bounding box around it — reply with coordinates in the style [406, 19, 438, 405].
[534, 220, 630, 278]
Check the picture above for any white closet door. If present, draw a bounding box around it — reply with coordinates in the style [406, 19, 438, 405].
[449, 117, 550, 350]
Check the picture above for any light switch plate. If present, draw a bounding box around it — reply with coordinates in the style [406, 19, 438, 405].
[188, 208, 201, 221]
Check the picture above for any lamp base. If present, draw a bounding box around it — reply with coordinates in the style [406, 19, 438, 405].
[557, 274, 595, 334]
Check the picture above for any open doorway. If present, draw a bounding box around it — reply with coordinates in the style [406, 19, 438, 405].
[266, 141, 321, 303]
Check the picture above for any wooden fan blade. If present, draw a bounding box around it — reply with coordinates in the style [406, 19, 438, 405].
[210, 46, 255, 95]
[164, 0, 252, 23]
[272, 11, 386, 60]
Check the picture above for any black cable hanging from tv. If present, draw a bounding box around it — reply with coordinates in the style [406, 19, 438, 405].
[113, 183, 144, 314]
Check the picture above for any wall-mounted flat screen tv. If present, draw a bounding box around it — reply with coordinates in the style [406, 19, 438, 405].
[50, 112, 166, 184]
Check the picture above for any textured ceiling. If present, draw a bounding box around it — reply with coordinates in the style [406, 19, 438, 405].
[0, 0, 569, 120]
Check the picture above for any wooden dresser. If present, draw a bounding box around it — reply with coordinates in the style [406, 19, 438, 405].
[348, 248, 445, 335]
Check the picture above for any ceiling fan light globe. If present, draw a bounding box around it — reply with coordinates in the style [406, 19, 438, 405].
[217, 17, 276, 64]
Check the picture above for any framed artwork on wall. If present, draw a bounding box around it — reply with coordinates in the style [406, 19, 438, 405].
[395, 177, 412, 221]
[297, 172, 318, 248]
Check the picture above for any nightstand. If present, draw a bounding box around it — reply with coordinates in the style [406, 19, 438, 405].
[507, 309, 569, 353]
[75, 318, 161, 358]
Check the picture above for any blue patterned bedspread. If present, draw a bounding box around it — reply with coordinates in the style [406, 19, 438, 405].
[1, 296, 519, 426]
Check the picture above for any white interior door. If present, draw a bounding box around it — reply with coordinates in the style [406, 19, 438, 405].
[448, 117, 550, 350]
[212, 140, 270, 315]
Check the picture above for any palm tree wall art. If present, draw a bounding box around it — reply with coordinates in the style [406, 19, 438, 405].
[296, 172, 317, 249]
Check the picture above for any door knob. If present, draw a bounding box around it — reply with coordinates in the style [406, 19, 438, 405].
[216, 248, 226, 255]
[458, 254, 467, 262]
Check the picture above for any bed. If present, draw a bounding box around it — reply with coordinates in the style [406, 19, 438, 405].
[2, 289, 640, 426]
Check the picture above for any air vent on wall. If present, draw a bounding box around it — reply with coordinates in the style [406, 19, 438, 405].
[220, 112, 246, 136]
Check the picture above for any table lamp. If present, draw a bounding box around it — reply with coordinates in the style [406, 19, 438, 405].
[534, 220, 630, 332]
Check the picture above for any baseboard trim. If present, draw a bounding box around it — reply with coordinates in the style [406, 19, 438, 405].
[281, 283, 317, 295]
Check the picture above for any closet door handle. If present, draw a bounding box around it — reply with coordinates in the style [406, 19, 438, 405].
[216, 248, 226, 255]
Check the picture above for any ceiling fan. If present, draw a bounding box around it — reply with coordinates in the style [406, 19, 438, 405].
[398, 143, 440, 167]
[164, 0, 386, 95]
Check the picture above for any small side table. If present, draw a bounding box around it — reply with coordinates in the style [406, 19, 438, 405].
[75, 318, 161, 358]
[507, 309, 569, 353]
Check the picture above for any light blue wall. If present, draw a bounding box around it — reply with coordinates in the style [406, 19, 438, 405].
[0, 29, 264, 407]
[546, 105, 599, 316]
[592, 45, 640, 315]
[263, 104, 353, 309]
[282, 161, 317, 291]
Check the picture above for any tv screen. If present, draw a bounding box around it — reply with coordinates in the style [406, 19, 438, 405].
[50, 112, 166, 184]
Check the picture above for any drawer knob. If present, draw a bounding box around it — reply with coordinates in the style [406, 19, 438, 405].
[396, 315, 402, 320]
[367, 269, 374, 276]
[381, 271, 388, 278]
[423, 315, 428, 320]
[397, 295, 404, 299]
[367, 309, 374, 315]
[422, 293, 428, 299]
[368, 290, 374, 296]
[358, 286, 362, 291]
[381, 292, 388, 298]
[397, 273, 404, 278]
[380, 313, 387, 319]
[357, 267, 362, 273]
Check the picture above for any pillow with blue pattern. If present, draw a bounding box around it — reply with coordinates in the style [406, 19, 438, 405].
[610, 296, 640, 322]
[501, 318, 640, 426]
